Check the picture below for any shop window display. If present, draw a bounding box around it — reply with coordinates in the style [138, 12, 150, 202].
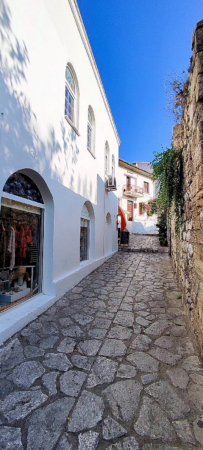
[80, 218, 89, 261]
[0, 173, 43, 309]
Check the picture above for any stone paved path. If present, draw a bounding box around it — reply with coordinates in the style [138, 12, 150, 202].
[1, 252, 203, 449]
[129, 235, 161, 251]
[121, 235, 167, 253]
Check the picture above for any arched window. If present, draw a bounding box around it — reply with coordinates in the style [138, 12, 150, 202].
[80, 204, 90, 262]
[0, 170, 53, 310]
[3, 173, 44, 203]
[65, 64, 78, 128]
[105, 142, 109, 175]
[87, 106, 95, 156]
[80, 201, 95, 262]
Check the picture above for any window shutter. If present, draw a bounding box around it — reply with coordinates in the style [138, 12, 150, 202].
[139, 203, 143, 215]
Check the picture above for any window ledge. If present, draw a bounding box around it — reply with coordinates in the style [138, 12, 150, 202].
[87, 147, 96, 159]
[65, 116, 80, 136]
[80, 258, 91, 268]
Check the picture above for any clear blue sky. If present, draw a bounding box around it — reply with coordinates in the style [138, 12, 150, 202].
[77, 0, 203, 163]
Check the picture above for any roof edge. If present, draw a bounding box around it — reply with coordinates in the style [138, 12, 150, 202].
[69, 0, 121, 146]
[119, 159, 153, 178]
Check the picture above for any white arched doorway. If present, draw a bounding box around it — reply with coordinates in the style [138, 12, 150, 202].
[105, 212, 112, 255]
[0, 170, 54, 309]
[80, 201, 95, 262]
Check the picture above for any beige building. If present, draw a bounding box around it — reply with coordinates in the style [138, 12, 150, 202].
[117, 159, 157, 234]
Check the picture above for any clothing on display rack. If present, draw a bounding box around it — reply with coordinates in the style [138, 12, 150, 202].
[0, 223, 6, 270]
[7, 226, 15, 270]
[0, 205, 42, 307]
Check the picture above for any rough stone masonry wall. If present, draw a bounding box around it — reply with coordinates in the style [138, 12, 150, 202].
[171, 19, 203, 357]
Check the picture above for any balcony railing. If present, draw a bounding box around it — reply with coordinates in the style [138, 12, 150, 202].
[123, 185, 143, 197]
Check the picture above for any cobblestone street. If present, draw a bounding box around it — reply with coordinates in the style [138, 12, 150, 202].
[126, 235, 163, 252]
[1, 249, 203, 449]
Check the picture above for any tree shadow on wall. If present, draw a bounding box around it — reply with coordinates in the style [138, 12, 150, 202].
[0, 0, 79, 188]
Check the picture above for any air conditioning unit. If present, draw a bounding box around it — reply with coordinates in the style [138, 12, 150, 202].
[106, 175, 117, 191]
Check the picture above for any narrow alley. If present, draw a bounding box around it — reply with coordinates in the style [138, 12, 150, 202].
[0, 239, 203, 449]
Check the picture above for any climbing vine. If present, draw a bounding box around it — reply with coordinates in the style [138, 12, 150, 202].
[151, 146, 183, 233]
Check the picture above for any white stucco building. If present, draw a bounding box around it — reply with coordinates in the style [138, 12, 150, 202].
[0, 0, 120, 343]
[132, 161, 153, 173]
[118, 159, 157, 234]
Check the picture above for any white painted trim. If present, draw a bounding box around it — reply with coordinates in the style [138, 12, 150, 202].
[0, 293, 55, 345]
[64, 115, 80, 136]
[87, 147, 96, 159]
[1, 192, 45, 209]
[80, 258, 92, 268]
[0, 251, 117, 345]
[124, 173, 138, 181]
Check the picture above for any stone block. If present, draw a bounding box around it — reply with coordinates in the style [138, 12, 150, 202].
[195, 25, 203, 53]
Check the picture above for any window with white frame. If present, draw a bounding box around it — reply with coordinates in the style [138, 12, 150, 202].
[65, 64, 77, 126]
[80, 204, 90, 261]
[144, 181, 149, 194]
[87, 106, 95, 155]
[105, 142, 109, 175]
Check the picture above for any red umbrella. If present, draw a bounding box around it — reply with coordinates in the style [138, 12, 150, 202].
[118, 206, 127, 232]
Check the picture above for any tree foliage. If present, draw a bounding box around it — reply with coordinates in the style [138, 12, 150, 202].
[163, 71, 188, 123]
[151, 147, 183, 233]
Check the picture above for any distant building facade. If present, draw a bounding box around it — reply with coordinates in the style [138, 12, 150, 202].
[118, 159, 157, 234]
[132, 162, 153, 173]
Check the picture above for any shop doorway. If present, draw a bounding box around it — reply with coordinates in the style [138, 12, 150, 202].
[0, 171, 53, 310]
[127, 200, 133, 221]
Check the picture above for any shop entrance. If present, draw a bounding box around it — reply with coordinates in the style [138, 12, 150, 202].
[127, 200, 133, 221]
[0, 172, 44, 310]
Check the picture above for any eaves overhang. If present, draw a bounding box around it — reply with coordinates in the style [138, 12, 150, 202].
[119, 159, 153, 179]
[69, 0, 121, 146]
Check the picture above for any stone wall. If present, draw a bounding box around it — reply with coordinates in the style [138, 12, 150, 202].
[170, 19, 203, 357]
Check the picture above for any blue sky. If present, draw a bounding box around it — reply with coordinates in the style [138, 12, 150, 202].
[77, 0, 203, 163]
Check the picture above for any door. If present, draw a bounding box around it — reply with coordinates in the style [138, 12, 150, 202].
[127, 200, 133, 221]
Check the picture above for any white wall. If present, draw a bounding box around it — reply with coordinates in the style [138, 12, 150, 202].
[0, 0, 119, 342]
[118, 164, 157, 233]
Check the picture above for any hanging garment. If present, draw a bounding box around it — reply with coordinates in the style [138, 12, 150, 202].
[24, 224, 33, 244]
[0, 223, 6, 270]
[8, 226, 15, 270]
[18, 226, 26, 262]
[14, 225, 19, 252]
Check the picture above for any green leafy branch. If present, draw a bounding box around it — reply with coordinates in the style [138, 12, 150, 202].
[151, 146, 183, 233]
